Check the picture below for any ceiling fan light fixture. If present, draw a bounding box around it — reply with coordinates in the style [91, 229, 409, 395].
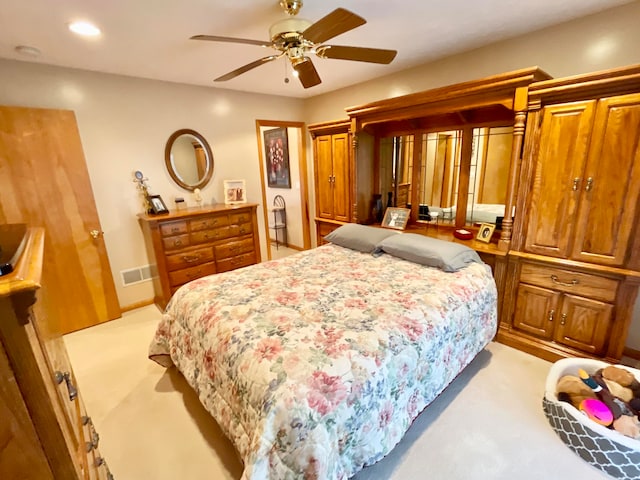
[269, 17, 312, 41]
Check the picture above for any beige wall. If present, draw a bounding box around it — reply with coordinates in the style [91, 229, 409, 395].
[0, 0, 639, 347]
[0, 59, 305, 307]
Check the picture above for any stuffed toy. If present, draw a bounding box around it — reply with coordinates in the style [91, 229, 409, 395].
[556, 365, 640, 440]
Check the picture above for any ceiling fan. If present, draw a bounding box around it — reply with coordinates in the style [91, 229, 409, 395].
[191, 0, 398, 89]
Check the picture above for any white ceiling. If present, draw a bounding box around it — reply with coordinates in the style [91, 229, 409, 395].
[0, 0, 633, 98]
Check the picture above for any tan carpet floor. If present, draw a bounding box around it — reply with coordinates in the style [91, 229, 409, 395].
[64, 305, 609, 479]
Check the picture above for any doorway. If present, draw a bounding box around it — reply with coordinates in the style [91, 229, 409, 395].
[255, 120, 311, 260]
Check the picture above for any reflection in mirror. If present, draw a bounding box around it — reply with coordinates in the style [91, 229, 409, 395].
[418, 130, 462, 225]
[164, 129, 214, 191]
[466, 126, 512, 226]
[379, 125, 512, 229]
[379, 135, 414, 211]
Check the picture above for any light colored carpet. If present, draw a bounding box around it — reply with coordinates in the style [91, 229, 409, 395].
[64, 305, 609, 480]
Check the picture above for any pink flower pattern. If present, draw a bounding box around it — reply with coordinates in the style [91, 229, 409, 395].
[149, 244, 497, 480]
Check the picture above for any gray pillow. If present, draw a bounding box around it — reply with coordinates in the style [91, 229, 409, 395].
[373, 233, 482, 272]
[324, 223, 399, 253]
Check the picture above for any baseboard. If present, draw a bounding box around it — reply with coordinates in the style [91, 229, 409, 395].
[269, 240, 303, 251]
[623, 347, 640, 361]
[120, 298, 154, 313]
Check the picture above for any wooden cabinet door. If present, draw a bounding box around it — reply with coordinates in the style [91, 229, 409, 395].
[570, 93, 640, 266]
[315, 135, 334, 219]
[524, 101, 596, 258]
[331, 132, 350, 222]
[553, 294, 612, 355]
[513, 284, 560, 339]
[0, 106, 121, 334]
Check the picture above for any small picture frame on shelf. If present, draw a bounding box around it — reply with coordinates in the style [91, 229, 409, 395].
[476, 223, 496, 243]
[381, 207, 410, 230]
[147, 194, 169, 215]
[224, 179, 247, 205]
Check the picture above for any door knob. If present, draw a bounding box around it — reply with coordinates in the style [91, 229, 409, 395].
[90, 230, 103, 239]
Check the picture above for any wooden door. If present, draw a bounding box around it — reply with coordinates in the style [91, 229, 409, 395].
[314, 135, 334, 219]
[0, 106, 121, 334]
[513, 283, 560, 339]
[331, 132, 350, 222]
[524, 101, 596, 258]
[554, 294, 612, 355]
[570, 93, 640, 266]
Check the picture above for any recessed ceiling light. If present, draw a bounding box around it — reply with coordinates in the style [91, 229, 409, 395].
[68, 21, 101, 37]
[14, 45, 41, 57]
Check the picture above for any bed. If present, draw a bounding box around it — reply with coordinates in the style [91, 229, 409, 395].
[149, 231, 497, 479]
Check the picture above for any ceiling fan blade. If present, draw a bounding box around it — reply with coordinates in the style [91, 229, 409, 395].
[215, 55, 281, 82]
[302, 8, 366, 44]
[293, 58, 321, 89]
[316, 45, 397, 64]
[191, 35, 272, 48]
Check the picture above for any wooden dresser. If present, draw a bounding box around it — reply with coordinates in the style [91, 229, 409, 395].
[138, 204, 261, 310]
[0, 226, 112, 479]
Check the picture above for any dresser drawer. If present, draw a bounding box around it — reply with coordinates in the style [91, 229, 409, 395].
[230, 222, 252, 237]
[191, 227, 230, 244]
[191, 215, 229, 231]
[215, 238, 254, 260]
[160, 221, 188, 237]
[216, 252, 256, 273]
[169, 261, 217, 286]
[162, 234, 190, 250]
[230, 212, 251, 225]
[166, 246, 214, 271]
[520, 263, 618, 302]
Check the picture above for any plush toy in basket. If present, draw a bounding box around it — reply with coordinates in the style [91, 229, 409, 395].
[543, 358, 640, 480]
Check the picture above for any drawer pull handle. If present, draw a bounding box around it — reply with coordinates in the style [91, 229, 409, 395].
[54, 371, 77, 402]
[550, 275, 578, 287]
[81, 415, 91, 426]
[548, 310, 554, 322]
[174, 240, 183, 246]
[95, 457, 105, 467]
[171, 227, 180, 232]
[239, 228, 246, 234]
[85, 429, 99, 452]
[561, 313, 567, 326]
[182, 255, 201, 263]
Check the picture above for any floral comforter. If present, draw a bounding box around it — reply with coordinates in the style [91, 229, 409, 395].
[149, 244, 497, 479]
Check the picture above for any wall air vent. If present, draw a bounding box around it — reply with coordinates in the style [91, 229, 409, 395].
[120, 264, 157, 286]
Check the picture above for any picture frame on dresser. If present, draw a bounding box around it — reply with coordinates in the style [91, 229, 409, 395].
[148, 194, 169, 214]
[224, 179, 247, 205]
[381, 207, 410, 230]
[476, 223, 495, 243]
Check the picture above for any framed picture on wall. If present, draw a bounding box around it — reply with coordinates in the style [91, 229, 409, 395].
[263, 127, 291, 189]
[224, 179, 247, 205]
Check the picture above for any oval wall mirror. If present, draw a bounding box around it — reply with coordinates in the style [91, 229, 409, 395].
[164, 129, 214, 191]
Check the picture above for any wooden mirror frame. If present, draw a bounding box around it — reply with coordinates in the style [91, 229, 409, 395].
[164, 129, 214, 191]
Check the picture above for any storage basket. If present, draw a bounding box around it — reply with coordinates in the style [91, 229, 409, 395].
[543, 358, 640, 479]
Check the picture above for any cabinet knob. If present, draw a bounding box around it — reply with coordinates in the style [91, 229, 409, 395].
[54, 371, 77, 402]
[572, 177, 580, 191]
[548, 310, 555, 322]
[561, 313, 567, 325]
[90, 229, 103, 239]
[585, 177, 594, 191]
